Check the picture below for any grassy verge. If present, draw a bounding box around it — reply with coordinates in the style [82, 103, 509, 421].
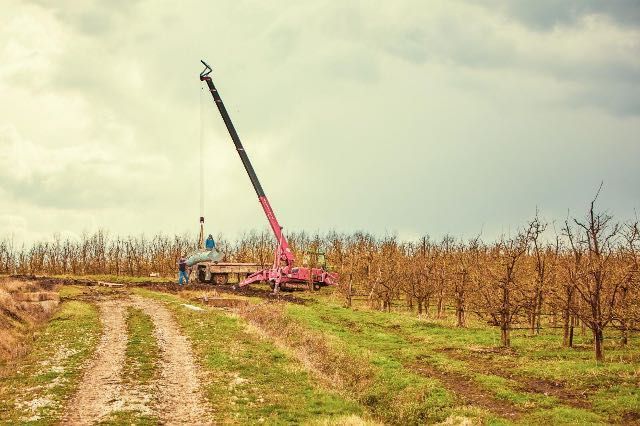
[133, 288, 364, 424]
[240, 302, 461, 425]
[0, 300, 101, 424]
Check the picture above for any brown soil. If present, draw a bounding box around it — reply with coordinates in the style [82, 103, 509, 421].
[441, 347, 592, 409]
[147, 282, 309, 304]
[12, 274, 309, 304]
[408, 361, 524, 420]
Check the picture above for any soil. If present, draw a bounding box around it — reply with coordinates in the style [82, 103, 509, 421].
[408, 360, 525, 420]
[63, 299, 129, 424]
[440, 347, 593, 409]
[130, 295, 211, 424]
[12, 274, 309, 304]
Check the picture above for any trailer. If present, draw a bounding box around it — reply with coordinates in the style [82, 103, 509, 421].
[192, 262, 264, 285]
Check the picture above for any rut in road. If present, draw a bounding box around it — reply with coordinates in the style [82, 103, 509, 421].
[64, 294, 212, 425]
[64, 299, 129, 424]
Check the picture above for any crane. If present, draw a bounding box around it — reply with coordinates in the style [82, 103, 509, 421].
[199, 60, 338, 292]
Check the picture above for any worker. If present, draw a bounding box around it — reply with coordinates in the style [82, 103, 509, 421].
[178, 256, 189, 285]
[205, 234, 216, 250]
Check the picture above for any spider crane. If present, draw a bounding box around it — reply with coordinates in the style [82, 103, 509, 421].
[199, 60, 337, 292]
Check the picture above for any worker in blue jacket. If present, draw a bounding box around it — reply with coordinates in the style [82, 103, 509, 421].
[205, 234, 216, 250]
[178, 256, 189, 285]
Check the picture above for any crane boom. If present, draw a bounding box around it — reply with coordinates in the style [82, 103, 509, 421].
[199, 60, 337, 291]
[199, 60, 295, 267]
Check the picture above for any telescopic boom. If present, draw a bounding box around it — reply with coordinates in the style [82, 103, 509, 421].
[199, 60, 294, 267]
[199, 60, 337, 290]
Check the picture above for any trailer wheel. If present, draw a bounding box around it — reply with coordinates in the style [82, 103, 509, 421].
[313, 282, 321, 291]
[213, 273, 228, 285]
[198, 267, 207, 283]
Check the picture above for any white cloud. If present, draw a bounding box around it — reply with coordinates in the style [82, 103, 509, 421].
[0, 0, 638, 246]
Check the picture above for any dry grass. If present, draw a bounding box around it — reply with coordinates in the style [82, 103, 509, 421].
[0, 278, 60, 363]
[238, 302, 375, 395]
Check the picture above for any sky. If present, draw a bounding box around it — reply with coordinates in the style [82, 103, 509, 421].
[1, 0, 639, 245]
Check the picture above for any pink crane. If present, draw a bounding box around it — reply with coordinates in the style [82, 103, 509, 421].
[199, 60, 338, 292]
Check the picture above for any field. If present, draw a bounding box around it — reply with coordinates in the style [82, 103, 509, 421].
[0, 275, 638, 425]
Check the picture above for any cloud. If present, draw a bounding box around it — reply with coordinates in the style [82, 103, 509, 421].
[488, 0, 640, 31]
[0, 0, 639, 246]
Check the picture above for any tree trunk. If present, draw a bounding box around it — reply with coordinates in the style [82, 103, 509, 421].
[417, 300, 423, 316]
[501, 322, 510, 347]
[535, 291, 543, 335]
[593, 325, 604, 362]
[562, 305, 571, 347]
[621, 321, 628, 346]
[456, 301, 465, 328]
[437, 295, 445, 318]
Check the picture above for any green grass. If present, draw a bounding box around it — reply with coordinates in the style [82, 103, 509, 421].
[133, 288, 364, 424]
[123, 307, 159, 385]
[518, 406, 606, 425]
[283, 298, 632, 424]
[0, 300, 101, 425]
[473, 374, 556, 408]
[98, 410, 158, 425]
[592, 385, 640, 423]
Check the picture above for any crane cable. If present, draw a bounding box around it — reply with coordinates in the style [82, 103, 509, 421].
[198, 84, 205, 249]
[199, 84, 205, 218]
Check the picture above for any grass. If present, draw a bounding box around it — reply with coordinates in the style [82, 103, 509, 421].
[98, 309, 159, 426]
[123, 307, 159, 384]
[133, 288, 365, 424]
[281, 296, 634, 424]
[2, 279, 637, 425]
[0, 299, 101, 424]
[239, 301, 457, 424]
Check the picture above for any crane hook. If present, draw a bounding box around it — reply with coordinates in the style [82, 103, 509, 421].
[200, 60, 212, 78]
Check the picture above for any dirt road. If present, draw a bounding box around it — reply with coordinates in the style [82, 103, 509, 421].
[131, 295, 211, 424]
[63, 294, 211, 425]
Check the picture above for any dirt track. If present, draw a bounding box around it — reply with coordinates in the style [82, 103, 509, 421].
[131, 295, 211, 424]
[64, 300, 128, 424]
[63, 294, 211, 425]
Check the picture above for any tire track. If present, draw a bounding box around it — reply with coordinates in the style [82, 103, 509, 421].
[131, 295, 212, 425]
[63, 299, 129, 424]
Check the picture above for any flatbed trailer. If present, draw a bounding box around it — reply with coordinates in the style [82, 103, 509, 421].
[192, 262, 264, 285]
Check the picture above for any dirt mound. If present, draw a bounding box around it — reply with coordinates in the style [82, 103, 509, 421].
[0, 278, 60, 363]
[145, 282, 309, 304]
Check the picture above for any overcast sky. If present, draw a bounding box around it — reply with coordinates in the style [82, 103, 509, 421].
[1, 0, 639, 245]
